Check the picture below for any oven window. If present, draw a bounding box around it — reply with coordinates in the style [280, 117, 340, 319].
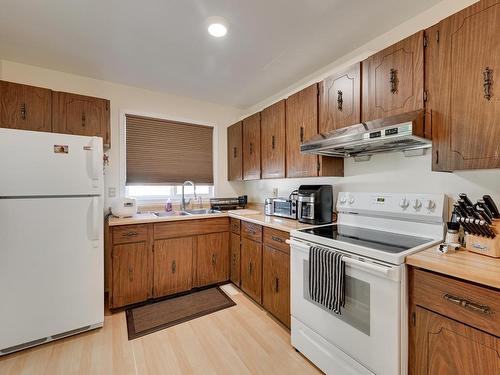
[274, 201, 291, 214]
[303, 260, 370, 335]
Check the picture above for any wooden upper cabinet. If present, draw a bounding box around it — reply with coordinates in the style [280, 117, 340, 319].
[261, 100, 286, 179]
[319, 63, 361, 133]
[153, 237, 193, 298]
[52, 91, 110, 147]
[227, 122, 243, 181]
[286, 84, 343, 178]
[196, 232, 229, 287]
[242, 113, 261, 180]
[286, 84, 320, 177]
[0, 81, 52, 132]
[362, 31, 424, 122]
[427, 0, 500, 171]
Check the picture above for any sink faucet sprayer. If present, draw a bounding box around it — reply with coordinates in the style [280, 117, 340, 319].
[181, 180, 196, 211]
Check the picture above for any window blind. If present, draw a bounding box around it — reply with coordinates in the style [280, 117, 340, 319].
[126, 115, 213, 185]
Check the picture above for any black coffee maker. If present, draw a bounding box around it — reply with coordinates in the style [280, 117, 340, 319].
[297, 185, 333, 224]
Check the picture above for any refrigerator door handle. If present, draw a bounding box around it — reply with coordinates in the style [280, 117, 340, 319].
[90, 137, 100, 188]
[91, 196, 100, 247]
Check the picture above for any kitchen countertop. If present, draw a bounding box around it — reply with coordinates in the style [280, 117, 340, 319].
[108, 209, 313, 233]
[406, 247, 500, 289]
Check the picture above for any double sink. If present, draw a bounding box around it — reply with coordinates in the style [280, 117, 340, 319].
[154, 208, 222, 217]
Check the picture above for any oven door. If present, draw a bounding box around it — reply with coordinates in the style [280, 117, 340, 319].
[290, 238, 405, 375]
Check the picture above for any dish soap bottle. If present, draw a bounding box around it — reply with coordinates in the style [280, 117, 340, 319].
[165, 198, 173, 213]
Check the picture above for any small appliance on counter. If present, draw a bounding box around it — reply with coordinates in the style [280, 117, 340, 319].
[297, 185, 333, 225]
[210, 195, 247, 211]
[111, 197, 138, 218]
[265, 195, 298, 220]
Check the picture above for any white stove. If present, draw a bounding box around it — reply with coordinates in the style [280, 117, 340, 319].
[289, 192, 446, 375]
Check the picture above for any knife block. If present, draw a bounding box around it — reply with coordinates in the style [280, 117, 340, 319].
[464, 220, 500, 258]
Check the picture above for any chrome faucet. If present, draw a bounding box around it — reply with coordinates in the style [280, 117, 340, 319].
[181, 180, 196, 211]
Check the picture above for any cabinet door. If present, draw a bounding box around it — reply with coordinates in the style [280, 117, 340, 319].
[230, 233, 241, 286]
[261, 100, 286, 179]
[111, 242, 149, 308]
[319, 63, 361, 133]
[242, 113, 261, 180]
[427, 0, 500, 171]
[0, 81, 52, 132]
[285, 84, 319, 178]
[262, 245, 290, 328]
[414, 306, 500, 375]
[227, 122, 243, 181]
[196, 232, 229, 286]
[240, 238, 262, 304]
[362, 31, 424, 122]
[153, 237, 193, 298]
[52, 92, 110, 147]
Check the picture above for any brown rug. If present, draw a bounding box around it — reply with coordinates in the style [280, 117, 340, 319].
[125, 287, 236, 340]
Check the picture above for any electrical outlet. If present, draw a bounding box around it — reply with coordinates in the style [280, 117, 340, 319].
[272, 188, 278, 197]
[108, 187, 116, 198]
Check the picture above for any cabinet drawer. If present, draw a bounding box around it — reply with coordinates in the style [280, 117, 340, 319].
[263, 227, 289, 254]
[241, 221, 262, 242]
[230, 218, 241, 234]
[412, 269, 500, 337]
[113, 224, 149, 244]
[154, 218, 229, 240]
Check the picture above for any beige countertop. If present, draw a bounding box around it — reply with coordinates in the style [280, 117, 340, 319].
[108, 208, 312, 233]
[407, 247, 500, 289]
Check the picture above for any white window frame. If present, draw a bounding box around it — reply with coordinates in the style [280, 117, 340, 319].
[118, 110, 218, 205]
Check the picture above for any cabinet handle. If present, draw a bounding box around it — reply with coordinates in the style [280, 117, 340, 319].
[171, 260, 176, 274]
[271, 135, 275, 150]
[82, 112, 86, 127]
[483, 67, 493, 101]
[20, 103, 27, 120]
[443, 294, 491, 315]
[390, 68, 398, 94]
[337, 90, 343, 111]
[233, 146, 237, 158]
[212, 254, 217, 265]
[232, 254, 236, 265]
[249, 262, 253, 274]
[249, 142, 253, 155]
[271, 235, 284, 243]
[128, 267, 133, 282]
[122, 231, 138, 237]
[300, 127, 304, 143]
[275, 277, 280, 293]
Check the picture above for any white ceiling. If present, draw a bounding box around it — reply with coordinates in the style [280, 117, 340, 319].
[0, 0, 442, 108]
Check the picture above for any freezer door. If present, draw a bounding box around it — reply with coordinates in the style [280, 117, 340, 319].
[0, 128, 103, 196]
[0, 196, 104, 351]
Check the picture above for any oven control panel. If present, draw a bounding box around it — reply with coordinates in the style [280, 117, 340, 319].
[337, 192, 446, 220]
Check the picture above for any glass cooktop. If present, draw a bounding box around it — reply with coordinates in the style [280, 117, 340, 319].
[299, 224, 434, 254]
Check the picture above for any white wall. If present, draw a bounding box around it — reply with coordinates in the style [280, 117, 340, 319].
[0, 60, 245, 206]
[240, 0, 500, 208]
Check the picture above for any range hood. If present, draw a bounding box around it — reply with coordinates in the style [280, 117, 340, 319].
[301, 110, 431, 159]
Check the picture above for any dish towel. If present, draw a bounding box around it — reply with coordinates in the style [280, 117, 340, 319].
[309, 246, 346, 314]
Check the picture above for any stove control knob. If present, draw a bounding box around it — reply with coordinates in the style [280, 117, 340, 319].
[426, 200, 435, 210]
[399, 198, 409, 209]
[413, 199, 422, 210]
[339, 196, 347, 205]
[348, 196, 355, 205]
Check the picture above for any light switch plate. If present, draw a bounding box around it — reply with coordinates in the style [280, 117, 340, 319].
[108, 187, 116, 198]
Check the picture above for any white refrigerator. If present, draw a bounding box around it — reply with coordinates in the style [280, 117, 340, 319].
[0, 128, 104, 355]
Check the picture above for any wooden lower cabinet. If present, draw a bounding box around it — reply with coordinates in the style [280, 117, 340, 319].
[262, 245, 290, 327]
[230, 232, 241, 286]
[111, 242, 150, 308]
[153, 237, 193, 298]
[240, 237, 262, 304]
[196, 232, 230, 287]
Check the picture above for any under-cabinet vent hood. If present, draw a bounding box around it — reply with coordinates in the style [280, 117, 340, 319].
[301, 110, 431, 158]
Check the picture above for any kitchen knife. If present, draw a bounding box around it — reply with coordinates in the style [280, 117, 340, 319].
[459, 217, 473, 234]
[478, 220, 496, 238]
[459, 193, 474, 207]
[468, 218, 486, 236]
[477, 199, 494, 221]
[474, 219, 491, 237]
[476, 206, 492, 225]
[458, 199, 481, 220]
[483, 195, 500, 218]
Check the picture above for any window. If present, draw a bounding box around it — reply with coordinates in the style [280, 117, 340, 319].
[125, 114, 214, 200]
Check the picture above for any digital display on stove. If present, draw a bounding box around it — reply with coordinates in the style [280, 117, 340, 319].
[376, 197, 385, 203]
[299, 224, 433, 254]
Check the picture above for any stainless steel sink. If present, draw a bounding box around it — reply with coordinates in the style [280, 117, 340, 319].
[185, 208, 222, 215]
[154, 211, 190, 217]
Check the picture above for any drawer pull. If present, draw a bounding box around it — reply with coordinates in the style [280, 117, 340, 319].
[20, 103, 27, 120]
[275, 277, 279, 293]
[271, 235, 284, 243]
[128, 267, 133, 282]
[249, 262, 252, 274]
[122, 231, 138, 237]
[171, 260, 176, 274]
[212, 254, 217, 265]
[443, 294, 492, 315]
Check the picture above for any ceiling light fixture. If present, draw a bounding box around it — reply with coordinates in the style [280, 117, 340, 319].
[206, 16, 228, 38]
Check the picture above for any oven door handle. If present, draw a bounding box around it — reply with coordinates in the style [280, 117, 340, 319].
[287, 239, 399, 280]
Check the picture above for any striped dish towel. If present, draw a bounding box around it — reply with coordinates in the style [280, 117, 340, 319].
[309, 246, 346, 314]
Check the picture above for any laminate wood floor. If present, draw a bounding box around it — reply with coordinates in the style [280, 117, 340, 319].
[0, 284, 321, 375]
